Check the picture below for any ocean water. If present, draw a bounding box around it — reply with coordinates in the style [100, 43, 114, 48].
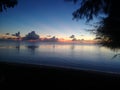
[0, 40, 120, 74]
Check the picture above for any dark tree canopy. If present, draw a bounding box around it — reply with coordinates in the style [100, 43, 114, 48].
[71, 0, 111, 21]
[0, 0, 18, 12]
[69, 0, 120, 49]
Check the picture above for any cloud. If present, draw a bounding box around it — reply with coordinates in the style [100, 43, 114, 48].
[70, 35, 75, 38]
[6, 33, 10, 35]
[47, 35, 51, 37]
[72, 38, 77, 41]
[42, 36, 58, 42]
[12, 32, 20, 37]
[80, 35, 84, 36]
[23, 31, 39, 40]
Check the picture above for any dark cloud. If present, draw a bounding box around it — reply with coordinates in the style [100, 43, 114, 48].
[12, 32, 20, 37]
[70, 35, 75, 38]
[42, 36, 58, 42]
[47, 35, 51, 37]
[23, 31, 39, 40]
[6, 33, 10, 35]
[72, 38, 77, 41]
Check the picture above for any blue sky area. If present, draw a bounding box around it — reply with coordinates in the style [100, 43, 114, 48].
[0, 0, 97, 40]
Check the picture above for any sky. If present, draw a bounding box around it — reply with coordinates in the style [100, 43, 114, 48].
[0, 0, 97, 41]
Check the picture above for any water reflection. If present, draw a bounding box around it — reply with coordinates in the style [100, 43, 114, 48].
[98, 44, 120, 59]
[0, 41, 120, 73]
[70, 43, 75, 50]
[14, 41, 40, 54]
[112, 53, 120, 59]
[52, 43, 56, 49]
[26, 45, 39, 54]
[15, 41, 20, 53]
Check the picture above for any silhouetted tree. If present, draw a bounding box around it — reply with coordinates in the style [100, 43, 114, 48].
[68, 0, 120, 49]
[0, 0, 18, 12]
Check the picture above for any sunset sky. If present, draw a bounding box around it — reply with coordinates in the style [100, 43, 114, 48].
[0, 0, 98, 41]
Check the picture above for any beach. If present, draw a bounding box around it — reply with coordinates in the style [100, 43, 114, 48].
[0, 61, 120, 89]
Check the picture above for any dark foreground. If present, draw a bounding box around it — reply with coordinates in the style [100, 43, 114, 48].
[0, 62, 120, 89]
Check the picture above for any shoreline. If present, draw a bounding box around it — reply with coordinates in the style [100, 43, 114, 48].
[0, 61, 120, 88]
[1, 61, 120, 76]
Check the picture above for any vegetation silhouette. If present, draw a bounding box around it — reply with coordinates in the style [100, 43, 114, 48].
[0, 0, 18, 12]
[67, 0, 120, 50]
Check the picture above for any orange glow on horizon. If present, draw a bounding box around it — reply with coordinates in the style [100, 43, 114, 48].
[0, 33, 97, 44]
[58, 38, 97, 44]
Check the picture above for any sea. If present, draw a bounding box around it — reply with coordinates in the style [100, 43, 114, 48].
[0, 40, 120, 74]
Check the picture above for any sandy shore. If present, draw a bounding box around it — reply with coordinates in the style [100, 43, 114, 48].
[0, 61, 120, 89]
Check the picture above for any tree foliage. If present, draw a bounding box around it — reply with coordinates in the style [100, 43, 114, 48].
[69, 0, 120, 49]
[71, 0, 111, 21]
[0, 0, 18, 12]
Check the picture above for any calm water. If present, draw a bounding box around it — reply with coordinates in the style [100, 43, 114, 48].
[0, 41, 120, 74]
